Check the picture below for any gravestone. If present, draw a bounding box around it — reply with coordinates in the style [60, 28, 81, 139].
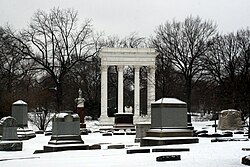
[218, 109, 243, 130]
[140, 98, 199, 146]
[0, 116, 22, 151]
[11, 100, 36, 140]
[12, 100, 28, 127]
[43, 112, 89, 152]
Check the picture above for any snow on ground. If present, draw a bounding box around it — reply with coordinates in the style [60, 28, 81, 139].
[0, 120, 250, 167]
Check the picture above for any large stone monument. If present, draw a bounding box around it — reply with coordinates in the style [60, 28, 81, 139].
[43, 112, 88, 152]
[75, 89, 86, 128]
[99, 48, 157, 124]
[113, 113, 135, 130]
[218, 109, 243, 130]
[11, 100, 36, 140]
[140, 98, 198, 146]
[0, 116, 22, 151]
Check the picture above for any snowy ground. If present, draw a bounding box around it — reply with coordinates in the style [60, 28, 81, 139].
[0, 120, 250, 167]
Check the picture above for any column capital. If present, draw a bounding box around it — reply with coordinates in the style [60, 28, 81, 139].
[133, 65, 140, 72]
[101, 65, 108, 72]
[147, 65, 156, 72]
[117, 65, 124, 72]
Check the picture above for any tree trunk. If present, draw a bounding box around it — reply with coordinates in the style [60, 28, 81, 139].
[186, 78, 192, 113]
[55, 82, 63, 112]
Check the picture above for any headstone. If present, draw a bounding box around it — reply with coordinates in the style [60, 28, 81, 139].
[52, 112, 80, 135]
[218, 109, 243, 130]
[43, 112, 89, 152]
[12, 100, 28, 127]
[0, 116, 19, 140]
[11, 100, 36, 140]
[0, 116, 22, 151]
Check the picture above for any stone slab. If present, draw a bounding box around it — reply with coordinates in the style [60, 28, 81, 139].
[0, 141, 22, 151]
[107, 144, 125, 149]
[127, 149, 150, 154]
[152, 148, 190, 152]
[44, 144, 89, 152]
[156, 155, 181, 162]
[146, 128, 193, 137]
[140, 137, 199, 147]
[89, 144, 101, 150]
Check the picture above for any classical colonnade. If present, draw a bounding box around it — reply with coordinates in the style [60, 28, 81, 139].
[99, 48, 157, 122]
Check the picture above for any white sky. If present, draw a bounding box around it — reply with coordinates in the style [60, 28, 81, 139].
[0, 0, 250, 37]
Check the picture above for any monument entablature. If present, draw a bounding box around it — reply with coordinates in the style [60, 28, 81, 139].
[100, 48, 156, 66]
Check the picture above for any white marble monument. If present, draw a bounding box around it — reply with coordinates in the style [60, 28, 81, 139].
[99, 48, 157, 124]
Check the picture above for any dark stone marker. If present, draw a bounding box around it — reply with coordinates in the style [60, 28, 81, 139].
[152, 148, 189, 152]
[102, 133, 112, 136]
[108, 144, 125, 149]
[212, 138, 248, 142]
[89, 144, 101, 150]
[127, 149, 150, 154]
[242, 155, 250, 166]
[156, 155, 181, 162]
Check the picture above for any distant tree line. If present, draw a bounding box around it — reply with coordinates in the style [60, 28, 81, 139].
[1, 8, 250, 130]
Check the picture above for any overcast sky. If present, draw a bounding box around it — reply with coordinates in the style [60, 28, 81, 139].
[0, 0, 250, 37]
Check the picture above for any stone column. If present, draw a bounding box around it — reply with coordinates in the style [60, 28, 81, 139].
[101, 65, 108, 119]
[134, 66, 140, 116]
[117, 65, 124, 113]
[147, 66, 155, 117]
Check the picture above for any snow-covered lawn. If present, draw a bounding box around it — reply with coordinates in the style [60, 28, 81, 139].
[0, 121, 249, 167]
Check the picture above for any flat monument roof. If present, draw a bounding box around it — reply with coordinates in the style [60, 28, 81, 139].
[152, 98, 186, 105]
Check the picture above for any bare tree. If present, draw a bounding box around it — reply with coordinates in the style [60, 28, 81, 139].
[13, 8, 101, 111]
[152, 16, 217, 113]
[0, 26, 35, 117]
[205, 33, 243, 109]
[104, 32, 147, 48]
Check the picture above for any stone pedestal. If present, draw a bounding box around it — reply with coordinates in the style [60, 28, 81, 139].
[113, 113, 135, 130]
[43, 112, 88, 152]
[75, 89, 86, 128]
[11, 100, 36, 140]
[135, 122, 151, 142]
[0, 116, 22, 151]
[140, 98, 198, 147]
[77, 107, 86, 128]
